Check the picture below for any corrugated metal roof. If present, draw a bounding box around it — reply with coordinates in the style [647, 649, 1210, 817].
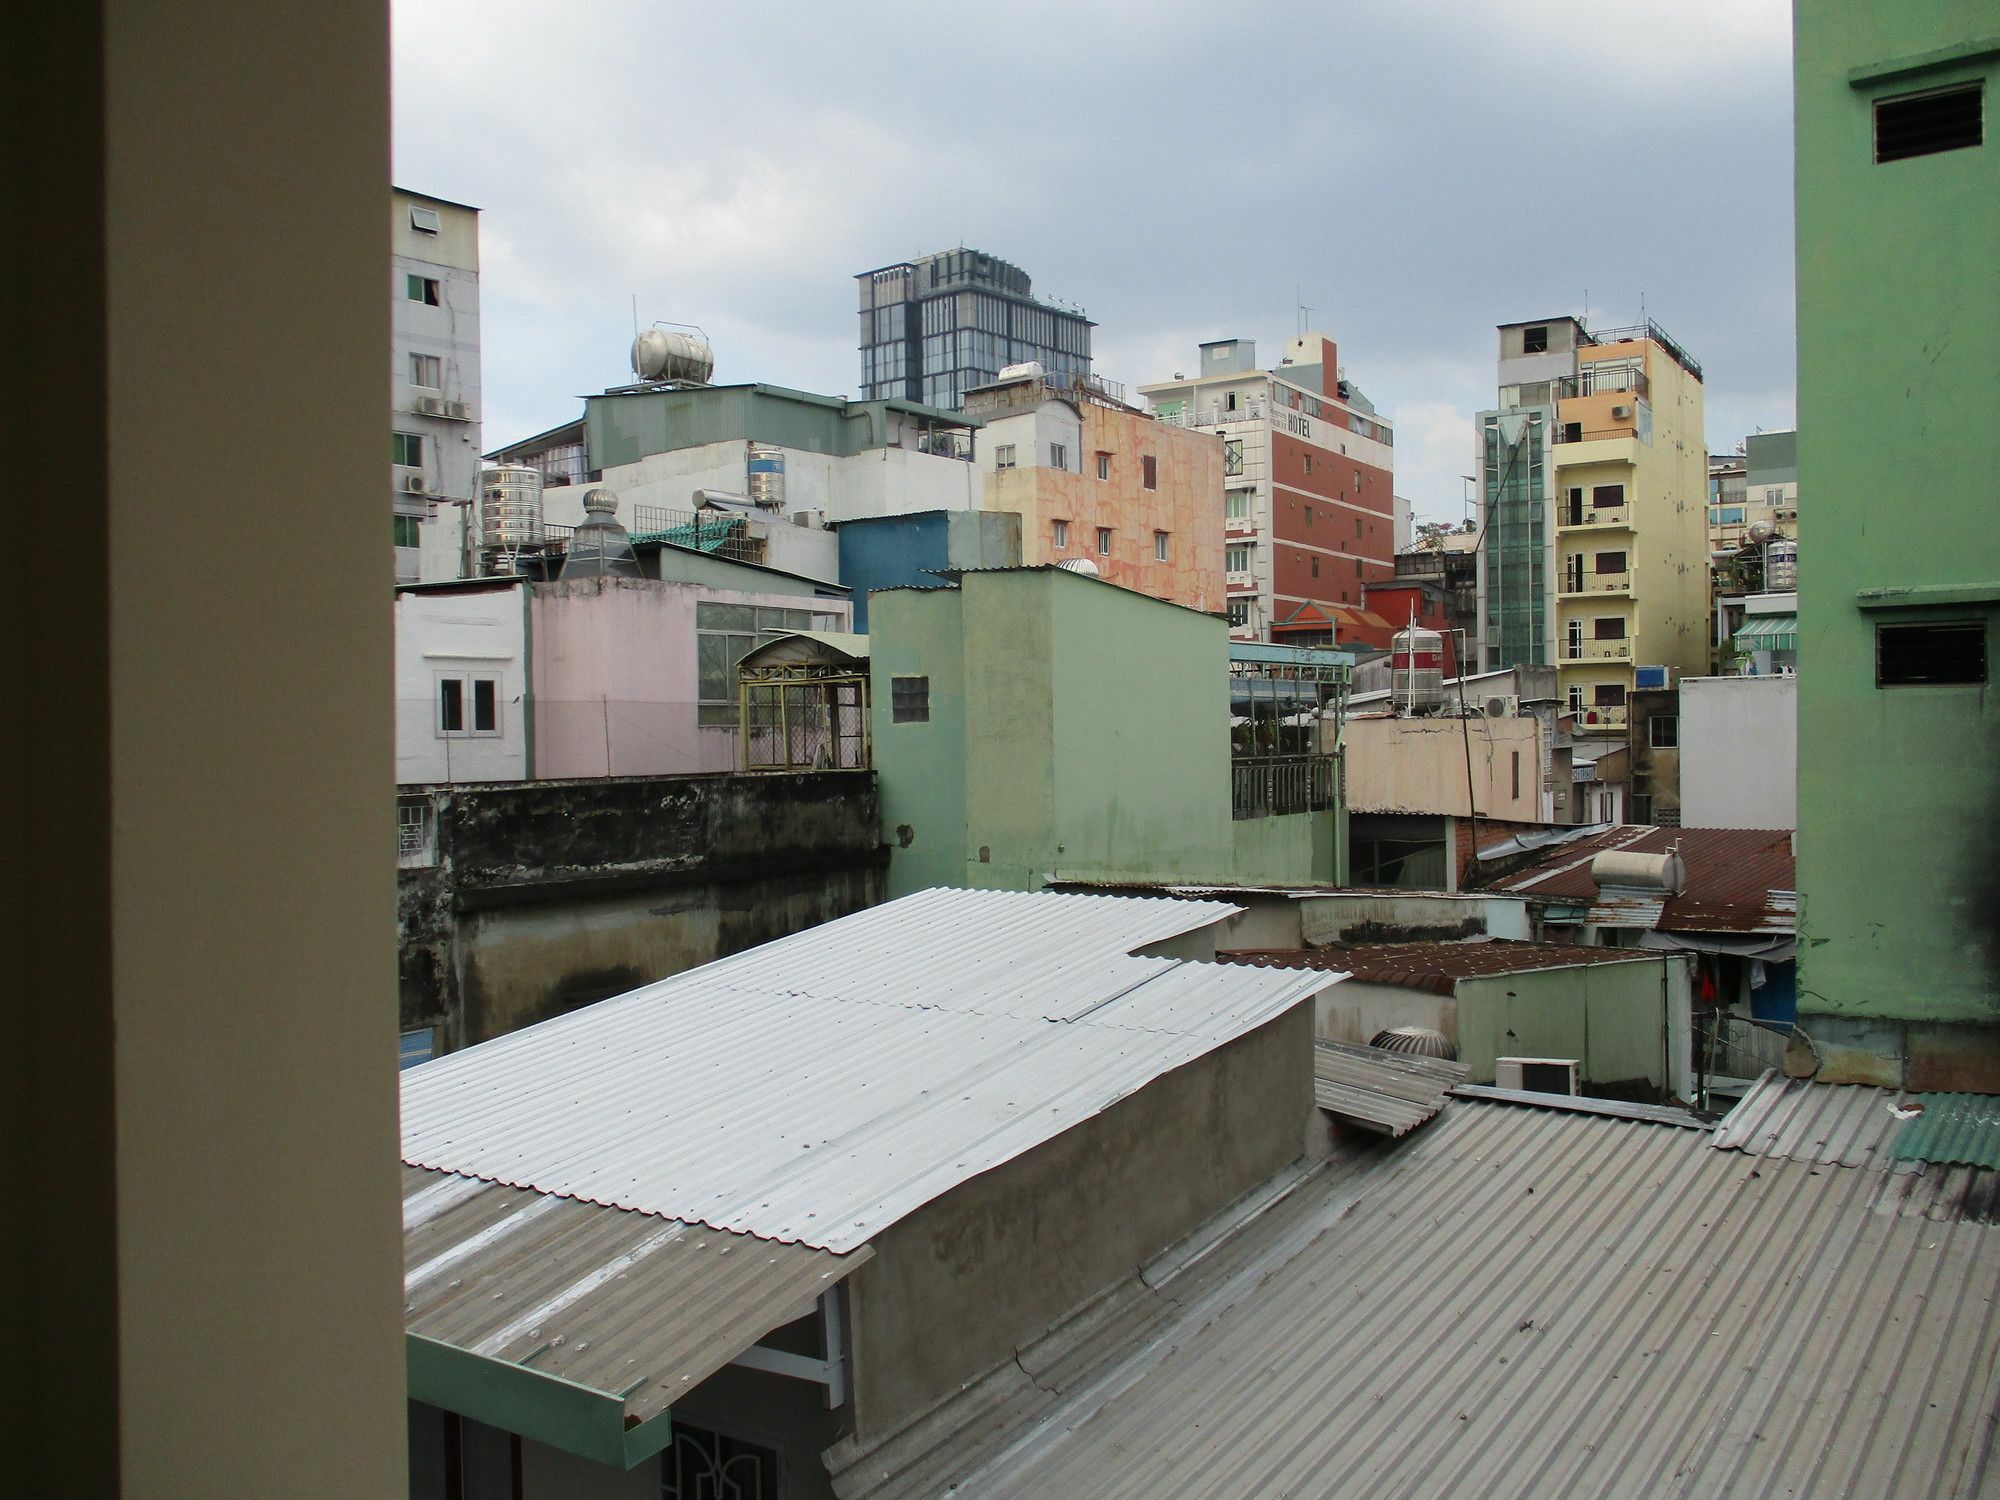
[1223, 939, 1660, 997]
[403, 1164, 863, 1427]
[1486, 824, 1795, 934]
[1894, 1093, 2000, 1169]
[1711, 1070, 1916, 1169]
[1313, 1041, 1468, 1135]
[402, 889, 1326, 1254]
[860, 1095, 2000, 1499]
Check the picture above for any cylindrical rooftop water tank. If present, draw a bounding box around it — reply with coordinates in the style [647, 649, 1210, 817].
[478, 464, 545, 563]
[1391, 625, 1446, 712]
[631, 326, 715, 385]
[1591, 849, 1685, 893]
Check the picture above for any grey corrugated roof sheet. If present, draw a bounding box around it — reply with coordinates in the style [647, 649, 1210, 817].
[1313, 1041, 1468, 1135]
[401, 888, 1326, 1254]
[1711, 1069, 1915, 1168]
[403, 1165, 863, 1428]
[839, 1090, 2000, 1499]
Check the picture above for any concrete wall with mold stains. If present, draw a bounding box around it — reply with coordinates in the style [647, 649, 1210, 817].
[397, 771, 887, 1049]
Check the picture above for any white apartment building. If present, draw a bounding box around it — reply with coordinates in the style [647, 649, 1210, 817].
[392, 188, 482, 582]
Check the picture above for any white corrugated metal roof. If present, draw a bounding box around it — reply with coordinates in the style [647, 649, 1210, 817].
[402, 889, 1325, 1254]
[841, 1092, 2000, 1499]
[1711, 1069, 1916, 1169]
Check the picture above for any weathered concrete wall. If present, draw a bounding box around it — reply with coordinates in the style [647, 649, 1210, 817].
[398, 772, 887, 1048]
[1230, 809, 1339, 885]
[1300, 891, 1532, 946]
[1680, 674, 1796, 831]
[843, 1001, 1313, 1446]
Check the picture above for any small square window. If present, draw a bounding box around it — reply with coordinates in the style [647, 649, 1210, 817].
[410, 353, 442, 389]
[1649, 715, 1679, 749]
[1050, 442, 1067, 470]
[1522, 325, 1549, 354]
[438, 675, 501, 736]
[1877, 621, 1987, 685]
[1562, 421, 1583, 443]
[994, 444, 1016, 470]
[393, 431, 423, 467]
[1097, 527, 1113, 556]
[1141, 455, 1158, 490]
[1154, 530, 1169, 562]
[1052, 518, 1069, 549]
[393, 514, 421, 548]
[406, 274, 441, 306]
[891, 675, 930, 723]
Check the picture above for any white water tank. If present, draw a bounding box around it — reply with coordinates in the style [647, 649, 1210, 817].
[1591, 848, 1685, 893]
[1765, 538, 1798, 591]
[997, 361, 1045, 383]
[1391, 625, 1445, 712]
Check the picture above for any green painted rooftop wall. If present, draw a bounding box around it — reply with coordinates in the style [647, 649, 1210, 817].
[871, 569, 1341, 896]
[1795, 4, 2000, 1027]
[587, 385, 954, 470]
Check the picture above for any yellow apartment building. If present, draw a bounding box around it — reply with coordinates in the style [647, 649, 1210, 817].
[1547, 327, 1709, 730]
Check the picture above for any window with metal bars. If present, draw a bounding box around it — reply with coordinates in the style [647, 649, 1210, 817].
[1875, 83, 1983, 163]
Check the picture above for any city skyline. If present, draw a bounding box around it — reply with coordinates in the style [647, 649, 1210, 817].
[392, 0, 1797, 527]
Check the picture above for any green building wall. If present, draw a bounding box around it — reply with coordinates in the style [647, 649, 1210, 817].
[1795, 4, 2000, 1082]
[871, 569, 1337, 895]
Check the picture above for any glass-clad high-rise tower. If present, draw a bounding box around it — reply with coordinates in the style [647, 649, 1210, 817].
[857, 248, 1093, 410]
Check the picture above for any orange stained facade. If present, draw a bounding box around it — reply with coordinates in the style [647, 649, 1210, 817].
[1557, 339, 1651, 443]
[988, 399, 1226, 613]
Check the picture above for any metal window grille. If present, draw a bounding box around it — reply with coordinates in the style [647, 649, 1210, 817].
[890, 675, 930, 723]
[661, 1423, 779, 1500]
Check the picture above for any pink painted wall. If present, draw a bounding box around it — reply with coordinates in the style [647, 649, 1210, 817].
[528, 577, 847, 779]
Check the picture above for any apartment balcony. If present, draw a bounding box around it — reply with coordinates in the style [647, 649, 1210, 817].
[1158, 399, 1269, 429]
[1562, 639, 1633, 662]
[1558, 507, 1630, 530]
[1574, 705, 1628, 731]
[1560, 572, 1632, 597]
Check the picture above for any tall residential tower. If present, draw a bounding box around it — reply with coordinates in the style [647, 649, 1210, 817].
[1141, 334, 1396, 645]
[1476, 317, 1708, 732]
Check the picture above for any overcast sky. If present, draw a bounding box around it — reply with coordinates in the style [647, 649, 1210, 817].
[393, 1, 1797, 526]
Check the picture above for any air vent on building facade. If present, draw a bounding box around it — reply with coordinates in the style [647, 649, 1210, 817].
[1874, 83, 1983, 163]
[1876, 621, 1987, 685]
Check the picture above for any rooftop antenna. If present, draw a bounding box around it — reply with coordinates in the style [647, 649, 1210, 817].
[631, 294, 639, 341]
[1296, 286, 1312, 336]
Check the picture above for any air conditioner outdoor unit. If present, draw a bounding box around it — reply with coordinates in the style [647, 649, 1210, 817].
[1484, 695, 1517, 717]
[1611, 403, 1632, 419]
[444, 401, 472, 422]
[400, 474, 428, 495]
[414, 396, 446, 418]
[1495, 1057, 1580, 1095]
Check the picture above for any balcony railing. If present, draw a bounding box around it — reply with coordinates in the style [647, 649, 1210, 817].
[1562, 572, 1631, 595]
[1574, 705, 1628, 730]
[629, 507, 769, 567]
[1559, 508, 1629, 529]
[1157, 398, 1269, 429]
[1563, 639, 1632, 661]
[1232, 754, 1336, 820]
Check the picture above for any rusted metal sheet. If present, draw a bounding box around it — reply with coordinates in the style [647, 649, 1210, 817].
[1224, 939, 1660, 997]
[1489, 823, 1795, 934]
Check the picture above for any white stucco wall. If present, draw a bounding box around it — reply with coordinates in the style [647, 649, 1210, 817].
[394, 582, 528, 784]
[576, 442, 976, 529]
[1679, 675, 1797, 830]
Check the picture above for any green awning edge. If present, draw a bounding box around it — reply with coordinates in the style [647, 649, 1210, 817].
[407, 1332, 677, 1471]
[1848, 36, 2000, 89]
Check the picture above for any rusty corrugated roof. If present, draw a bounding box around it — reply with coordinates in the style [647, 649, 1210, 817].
[1222, 939, 1661, 997]
[1484, 824, 1795, 933]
